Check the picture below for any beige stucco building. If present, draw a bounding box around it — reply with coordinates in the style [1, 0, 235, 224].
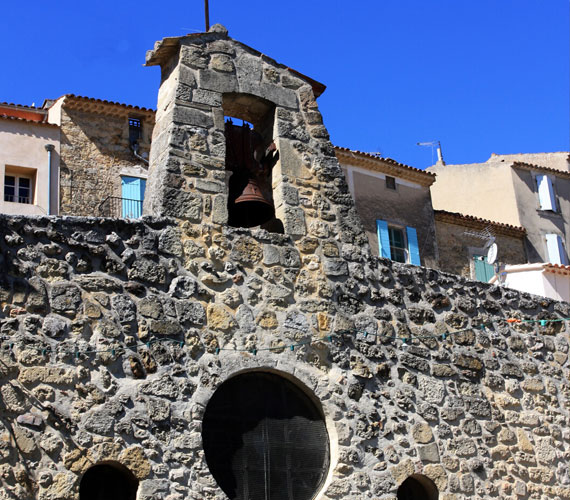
[336, 147, 438, 268]
[0, 103, 60, 215]
[428, 153, 570, 266]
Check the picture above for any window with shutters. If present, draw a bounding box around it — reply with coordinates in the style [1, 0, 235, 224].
[376, 219, 421, 265]
[536, 174, 558, 212]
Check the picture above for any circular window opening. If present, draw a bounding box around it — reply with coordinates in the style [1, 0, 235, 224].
[79, 461, 138, 500]
[202, 371, 330, 500]
[397, 474, 438, 500]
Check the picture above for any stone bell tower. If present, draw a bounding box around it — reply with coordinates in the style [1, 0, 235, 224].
[144, 24, 366, 246]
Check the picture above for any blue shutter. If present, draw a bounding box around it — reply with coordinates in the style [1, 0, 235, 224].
[376, 220, 391, 259]
[121, 176, 145, 218]
[406, 226, 421, 265]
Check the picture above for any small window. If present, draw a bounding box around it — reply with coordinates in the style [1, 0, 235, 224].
[129, 118, 142, 146]
[4, 174, 32, 204]
[385, 175, 396, 190]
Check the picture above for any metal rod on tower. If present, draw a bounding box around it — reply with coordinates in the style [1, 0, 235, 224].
[205, 0, 210, 31]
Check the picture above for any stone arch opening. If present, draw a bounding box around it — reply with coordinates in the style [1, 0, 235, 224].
[222, 93, 282, 232]
[202, 370, 330, 500]
[397, 474, 438, 500]
[79, 461, 138, 500]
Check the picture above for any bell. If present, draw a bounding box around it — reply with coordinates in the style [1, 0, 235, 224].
[232, 178, 275, 228]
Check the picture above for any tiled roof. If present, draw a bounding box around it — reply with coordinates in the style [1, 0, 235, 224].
[434, 210, 526, 237]
[51, 94, 156, 117]
[336, 147, 434, 175]
[0, 102, 42, 110]
[0, 102, 53, 125]
[0, 114, 57, 127]
[511, 161, 570, 180]
[544, 263, 570, 274]
[335, 147, 436, 187]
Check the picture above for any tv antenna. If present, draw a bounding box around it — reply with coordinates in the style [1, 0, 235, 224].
[417, 140, 445, 165]
[464, 226, 499, 265]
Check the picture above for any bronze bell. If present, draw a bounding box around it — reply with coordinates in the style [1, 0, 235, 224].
[233, 178, 274, 228]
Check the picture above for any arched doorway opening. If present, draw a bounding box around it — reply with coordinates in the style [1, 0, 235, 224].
[202, 371, 330, 500]
[79, 461, 138, 500]
[397, 474, 438, 500]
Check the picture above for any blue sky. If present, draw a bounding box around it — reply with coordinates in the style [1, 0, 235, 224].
[2, 0, 568, 168]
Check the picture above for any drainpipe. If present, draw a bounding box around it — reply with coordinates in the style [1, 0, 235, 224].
[44, 144, 55, 215]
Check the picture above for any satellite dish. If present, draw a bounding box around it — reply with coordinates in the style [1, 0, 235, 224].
[486, 242, 498, 265]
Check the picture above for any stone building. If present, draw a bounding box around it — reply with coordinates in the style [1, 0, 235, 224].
[0, 103, 60, 216]
[1, 25, 570, 500]
[428, 154, 570, 266]
[336, 148, 438, 268]
[44, 95, 155, 218]
[434, 210, 527, 281]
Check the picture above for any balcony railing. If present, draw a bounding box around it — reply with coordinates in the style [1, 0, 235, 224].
[98, 197, 143, 218]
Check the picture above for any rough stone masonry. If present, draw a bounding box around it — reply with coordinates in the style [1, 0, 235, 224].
[0, 25, 570, 500]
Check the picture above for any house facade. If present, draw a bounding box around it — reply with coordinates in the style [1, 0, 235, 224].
[336, 148, 438, 268]
[0, 103, 60, 215]
[434, 209, 527, 281]
[428, 154, 570, 266]
[45, 95, 154, 217]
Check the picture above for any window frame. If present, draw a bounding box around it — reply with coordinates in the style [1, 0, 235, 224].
[388, 225, 408, 263]
[385, 175, 397, 191]
[4, 172, 34, 204]
[128, 117, 142, 147]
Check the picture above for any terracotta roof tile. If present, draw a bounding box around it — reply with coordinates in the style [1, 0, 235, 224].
[511, 161, 570, 179]
[335, 146, 435, 177]
[58, 94, 156, 114]
[434, 210, 526, 237]
[0, 114, 57, 127]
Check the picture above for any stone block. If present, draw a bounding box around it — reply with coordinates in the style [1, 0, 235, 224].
[172, 105, 214, 129]
[198, 69, 238, 93]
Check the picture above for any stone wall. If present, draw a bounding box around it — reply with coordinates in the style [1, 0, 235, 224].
[59, 106, 153, 217]
[1, 26, 570, 500]
[0, 214, 569, 500]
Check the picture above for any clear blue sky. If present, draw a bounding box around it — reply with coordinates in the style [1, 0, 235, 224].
[2, 0, 568, 168]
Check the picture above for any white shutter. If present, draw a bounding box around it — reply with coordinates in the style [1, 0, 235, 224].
[546, 234, 563, 264]
[537, 175, 556, 211]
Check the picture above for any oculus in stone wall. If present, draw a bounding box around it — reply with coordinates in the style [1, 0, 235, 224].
[79, 462, 139, 500]
[202, 372, 330, 500]
[397, 474, 438, 500]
